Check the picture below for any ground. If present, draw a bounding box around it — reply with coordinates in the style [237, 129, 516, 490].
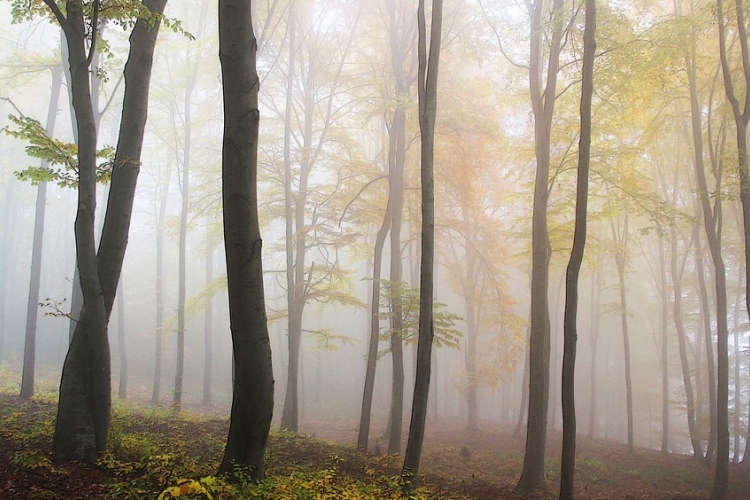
[0, 393, 749, 499]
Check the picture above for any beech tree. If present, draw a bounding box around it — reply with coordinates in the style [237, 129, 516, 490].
[6, 0, 170, 461]
[559, 0, 595, 496]
[217, 0, 274, 480]
[401, 0, 442, 490]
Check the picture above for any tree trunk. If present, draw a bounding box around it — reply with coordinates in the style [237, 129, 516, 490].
[517, 0, 564, 491]
[670, 222, 703, 457]
[280, 0, 299, 432]
[152, 162, 170, 404]
[21, 64, 62, 400]
[588, 262, 601, 438]
[658, 230, 669, 453]
[217, 0, 274, 478]
[387, 107, 406, 454]
[203, 228, 214, 407]
[716, 0, 749, 489]
[559, 1, 594, 496]
[52, 0, 110, 462]
[357, 212, 392, 450]
[174, 61, 197, 411]
[401, 0, 442, 490]
[53, 0, 167, 461]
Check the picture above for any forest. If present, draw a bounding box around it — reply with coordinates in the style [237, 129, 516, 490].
[0, 0, 749, 499]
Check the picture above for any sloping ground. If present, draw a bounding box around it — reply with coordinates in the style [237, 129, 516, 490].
[0, 393, 748, 499]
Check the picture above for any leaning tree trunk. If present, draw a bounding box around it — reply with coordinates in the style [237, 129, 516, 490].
[559, 0, 594, 496]
[401, 0, 442, 491]
[53, 0, 168, 461]
[669, 222, 702, 457]
[52, 0, 110, 462]
[217, 0, 274, 479]
[21, 64, 63, 400]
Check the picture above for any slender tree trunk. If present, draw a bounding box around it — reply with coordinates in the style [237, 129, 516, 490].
[559, 1, 594, 496]
[670, 222, 703, 457]
[203, 231, 214, 407]
[716, 0, 749, 487]
[0, 180, 13, 366]
[280, 0, 300, 432]
[658, 230, 669, 453]
[588, 262, 601, 438]
[152, 165, 170, 404]
[174, 64, 197, 411]
[401, 0, 442, 489]
[464, 219, 478, 432]
[612, 215, 634, 454]
[358, 215, 392, 450]
[387, 108, 406, 454]
[696, 234, 718, 460]
[217, 0, 274, 478]
[21, 64, 62, 400]
[517, 0, 564, 490]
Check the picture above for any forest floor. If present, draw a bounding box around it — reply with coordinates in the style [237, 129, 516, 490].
[1, 391, 749, 499]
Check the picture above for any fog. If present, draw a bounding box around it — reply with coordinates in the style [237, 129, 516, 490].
[0, 0, 747, 468]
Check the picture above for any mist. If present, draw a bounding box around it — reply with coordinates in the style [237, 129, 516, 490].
[0, 0, 748, 498]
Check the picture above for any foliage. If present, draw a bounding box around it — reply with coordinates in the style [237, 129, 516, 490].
[373, 279, 463, 356]
[3, 114, 113, 187]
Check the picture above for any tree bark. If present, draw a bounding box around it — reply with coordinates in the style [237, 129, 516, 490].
[559, 0, 594, 496]
[116, 279, 127, 399]
[217, 0, 274, 479]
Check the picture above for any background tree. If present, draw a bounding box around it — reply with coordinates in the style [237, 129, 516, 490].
[217, 0, 274, 480]
[401, 0, 442, 490]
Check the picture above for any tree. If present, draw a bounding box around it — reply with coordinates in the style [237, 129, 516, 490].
[217, 0, 274, 480]
[29, 0, 169, 461]
[517, 0, 565, 492]
[559, 0, 595, 496]
[20, 63, 63, 400]
[716, 0, 749, 487]
[401, 0, 442, 490]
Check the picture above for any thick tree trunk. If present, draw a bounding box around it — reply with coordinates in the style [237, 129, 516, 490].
[559, 1, 594, 496]
[217, 0, 274, 478]
[401, 0, 441, 490]
[52, 0, 110, 462]
[53, 0, 167, 460]
[21, 64, 62, 400]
